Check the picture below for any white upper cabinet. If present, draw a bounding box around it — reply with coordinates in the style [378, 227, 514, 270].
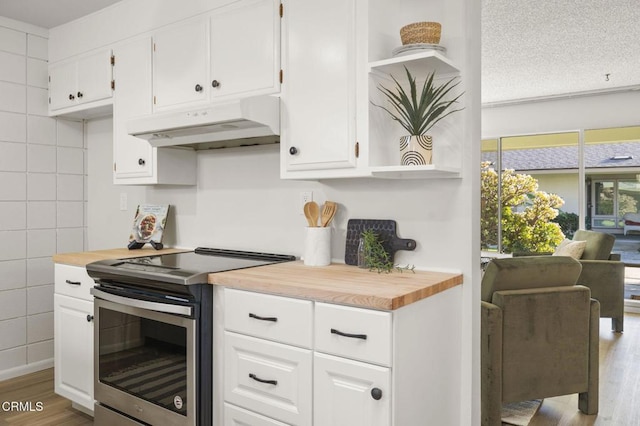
[210, 0, 281, 101]
[113, 37, 197, 185]
[152, 17, 209, 111]
[152, 0, 281, 112]
[281, 0, 365, 179]
[49, 48, 114, 116]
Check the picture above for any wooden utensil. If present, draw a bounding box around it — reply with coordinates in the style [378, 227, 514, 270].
[321, 201, 337, 227]
[304, 201, 319, 227]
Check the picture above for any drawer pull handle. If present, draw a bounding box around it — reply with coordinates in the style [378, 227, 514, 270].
[65, 279, 82, 286]
[249, 313, 278, 322]
[331, 328, 367, 340]
[249, 373, 277, 386]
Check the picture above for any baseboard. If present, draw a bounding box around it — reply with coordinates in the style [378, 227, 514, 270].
[0, 358, 54, 382]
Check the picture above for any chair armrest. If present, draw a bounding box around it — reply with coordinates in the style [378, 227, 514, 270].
[577, 259, 624, 318]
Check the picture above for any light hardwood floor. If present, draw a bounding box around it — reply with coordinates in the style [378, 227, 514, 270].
[2, 314, 640, 425]
[0, 368, 92, 426]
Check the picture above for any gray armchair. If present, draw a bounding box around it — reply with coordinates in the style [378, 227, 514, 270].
[481, 256, 599, 426]
[572, 230, 625, 332]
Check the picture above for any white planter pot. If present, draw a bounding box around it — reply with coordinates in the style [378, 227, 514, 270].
[400, 135, 432, 165]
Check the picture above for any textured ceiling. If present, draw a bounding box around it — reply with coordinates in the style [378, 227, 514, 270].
[0, 0, 120, 29]
[482, 0, 640, 104]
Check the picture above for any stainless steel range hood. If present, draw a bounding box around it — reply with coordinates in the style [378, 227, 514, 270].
[127, 96, 280, 149]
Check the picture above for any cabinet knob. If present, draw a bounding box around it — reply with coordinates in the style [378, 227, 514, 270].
[138, 158, 146, 166]
[77, 91, 83, 99]
[289, 146, 298, 155]
[86, 315, 94, 322]
[371, 387, 382, 400]
[195, 84, 203, 92]
[68, 93, 75, 100]
[211, 80, 220, 88]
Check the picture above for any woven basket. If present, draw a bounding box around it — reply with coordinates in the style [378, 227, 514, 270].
[400, 21, 441, 45]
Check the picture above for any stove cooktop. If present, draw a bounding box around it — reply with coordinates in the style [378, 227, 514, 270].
[86, 247, 296, 286]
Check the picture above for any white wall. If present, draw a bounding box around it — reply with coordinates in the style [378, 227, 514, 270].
[0, 20, 86, 380]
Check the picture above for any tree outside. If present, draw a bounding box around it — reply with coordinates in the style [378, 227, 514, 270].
[481, 161, 565, 254]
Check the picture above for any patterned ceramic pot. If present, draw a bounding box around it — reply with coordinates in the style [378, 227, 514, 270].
[400, 135, 432, 165]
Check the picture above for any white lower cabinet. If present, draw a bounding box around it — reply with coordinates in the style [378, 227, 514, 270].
[225, 403, 290, 426]
[314, 352, 390, 426]
[224, 332, 312, 425]
[54, 264, 95, 412]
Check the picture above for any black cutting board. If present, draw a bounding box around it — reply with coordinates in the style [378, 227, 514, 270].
[344, 219, 416, 265]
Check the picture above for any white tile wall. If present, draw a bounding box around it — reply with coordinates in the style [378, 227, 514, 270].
[26, 285, 53, 315]
[0, 259, 26, 291]
[0, 27, 26, 54]
[57, 201, 83, 228]
[0, 112, 27, 142]
[57, 228, 85, 254]
[0, 142, 26, 172]
[27, 201, 56, 229]
[57, 120, 84, 148]
[26, 58, 47, 88]
[27, 340, 53, 364]
[26, 229, 56, 258]
[0, 288, 26, 320]
[26, 86, 48, 116]
[27, 144, 56, 173]
[0, 318, 26, 350]
[57, 147, 84, 174]
[26, 34, 47, 60]
[57, 174, 83, 200]
[0, 202, 27, 230]
[0, 230, 27, 261]
[0, 172, 27, 200]
[0, 347, 27, 371]
[26, 258, 53, 287]
[0, 51, 26, 84]
[0, 81, 26, 114]
[27, 116, 56, 145]
[0, 26, 85, 377]
[27, 173, 56, 201]
[26, 312, 53, 343]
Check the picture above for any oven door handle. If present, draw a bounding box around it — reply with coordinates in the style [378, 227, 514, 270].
[91, 288, 193, 316]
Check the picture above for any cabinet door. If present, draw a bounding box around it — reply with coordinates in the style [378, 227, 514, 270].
[54, 294, 94, 411]
[49, 60, 77, 110]
[210, 0, 280, 100]
[77, 49, 113, 104]
[282, 0, 359, 173]
[314, 352, 390, 426]
[113, 37, 155, 180]
[153, 17, 209, 111]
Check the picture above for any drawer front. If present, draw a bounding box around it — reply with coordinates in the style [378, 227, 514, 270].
[224, 332, 312, 426]
[55, 264, 95, 301]
[224, 403, 289, 426]
[224, 288, 313, 348]
[314, 302, 392, 367]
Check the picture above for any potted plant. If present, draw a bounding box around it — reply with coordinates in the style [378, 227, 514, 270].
[373, 66, 463, 165]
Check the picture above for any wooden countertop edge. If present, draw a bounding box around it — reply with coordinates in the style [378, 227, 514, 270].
[52, 247, 191, 267]
[209, 262, 463, 310]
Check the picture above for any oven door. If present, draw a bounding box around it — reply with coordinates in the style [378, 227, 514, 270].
[93, 291, 196, 426]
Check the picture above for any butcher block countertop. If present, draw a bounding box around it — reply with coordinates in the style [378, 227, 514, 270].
[210, 261, 463, 310]
[52, 247, 190, 267]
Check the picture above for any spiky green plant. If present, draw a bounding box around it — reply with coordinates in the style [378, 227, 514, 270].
[373, 66, 463, 135]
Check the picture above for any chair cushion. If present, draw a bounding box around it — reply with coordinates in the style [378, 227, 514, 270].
[481, 256, 582, 302]
[553, 239, 587, 259]
[572, 230, 615, 260]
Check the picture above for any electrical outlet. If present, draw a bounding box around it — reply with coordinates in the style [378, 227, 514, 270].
[300, 191, 313, 213]
[119, 193, 128, 211]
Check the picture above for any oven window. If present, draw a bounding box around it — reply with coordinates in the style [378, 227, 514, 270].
[98, 307, 188, 416]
